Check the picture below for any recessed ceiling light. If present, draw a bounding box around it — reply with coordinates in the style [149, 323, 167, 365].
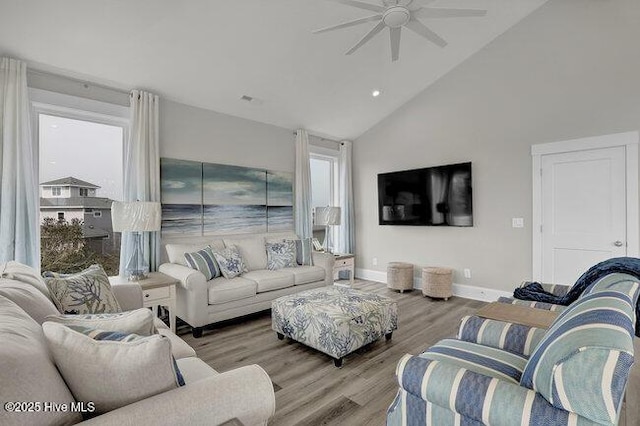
[372, 90, 381, 97]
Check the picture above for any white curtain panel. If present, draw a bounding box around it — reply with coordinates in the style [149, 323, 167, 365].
[119, 90, 161, 276]
[337, 140, 355, 254]
[294, 129, 312, 239]
[0, 58, 40, 269]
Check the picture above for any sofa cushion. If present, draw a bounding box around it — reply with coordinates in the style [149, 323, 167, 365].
[0, 296, 81, 426]
[45, 264, 122, 314]
[0, 279, 60, 324]
[165, 241, 225, 266]
[266, 240, 297, 270]
[45, 308, 156, 336]
[224, 237, 267, 271]
[0, 260, 50, 298]
[155, 322, 197, 359]
[184, 246, 221, 280]
[287, 265, 325, 286]
[244, 270, 294, 293]
[208, 276, 257, 305]
[520, 275, 638, 425]
[42, 322, 184, 416]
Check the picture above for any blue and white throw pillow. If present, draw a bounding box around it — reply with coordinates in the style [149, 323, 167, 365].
[212, 246, 248, 279]
[184, 246, 221, 281]
[266, 241, 297, 270]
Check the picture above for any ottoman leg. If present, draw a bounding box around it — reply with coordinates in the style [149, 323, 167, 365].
[334, 357, 343, 368]
[276, 332, 284, 340]
[385, 332, 393, 341]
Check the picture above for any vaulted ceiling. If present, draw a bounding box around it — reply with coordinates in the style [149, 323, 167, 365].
[0, 0, 548, 139]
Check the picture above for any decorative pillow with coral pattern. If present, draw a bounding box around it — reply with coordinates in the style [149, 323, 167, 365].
[211, 246, 248, 279]
[44, 265, 122, 314]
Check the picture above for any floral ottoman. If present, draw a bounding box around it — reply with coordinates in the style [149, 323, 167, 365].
[271, 286, 398, 367]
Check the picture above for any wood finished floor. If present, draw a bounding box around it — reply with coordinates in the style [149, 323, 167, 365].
[177, 280, 485, 426]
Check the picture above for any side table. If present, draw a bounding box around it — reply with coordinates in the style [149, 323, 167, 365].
[109, 272, 178, 332]
[333, 253, 355, 287]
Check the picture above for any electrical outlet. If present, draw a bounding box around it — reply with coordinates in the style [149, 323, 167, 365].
[372, 257, 378, 266]
[512, 218, 524, 228]
[464, 268, 471, 279]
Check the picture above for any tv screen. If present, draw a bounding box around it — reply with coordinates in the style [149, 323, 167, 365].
[378, 162, 473, 226]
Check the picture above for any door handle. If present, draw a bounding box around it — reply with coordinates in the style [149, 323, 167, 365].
[614, 240, 624, 247]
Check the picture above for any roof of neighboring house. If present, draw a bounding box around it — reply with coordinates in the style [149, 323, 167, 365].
[82, 225, 109, 239]
[40, 197, 113, 209]
[40, 177, 100, 188]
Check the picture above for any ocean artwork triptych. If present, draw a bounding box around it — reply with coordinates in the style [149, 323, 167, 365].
[160, 158, 294, 236]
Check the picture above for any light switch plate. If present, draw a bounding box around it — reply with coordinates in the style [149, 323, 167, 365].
[512, 218, 524, 228]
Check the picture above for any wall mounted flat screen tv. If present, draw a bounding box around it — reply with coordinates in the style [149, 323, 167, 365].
[378, 162, 473, 226]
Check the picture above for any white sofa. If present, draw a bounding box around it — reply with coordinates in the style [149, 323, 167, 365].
[0, 261, 275, 426]
[159, 232, 335, 337]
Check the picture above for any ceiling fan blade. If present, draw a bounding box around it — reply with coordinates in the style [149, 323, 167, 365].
[333, 0, 385, 13]
[405, 19, 447, 47]
[313, 15, 383, 34]
[390, 27, 401, 62]
[415, 8, 487, 19]
[345, 21, 386, 55]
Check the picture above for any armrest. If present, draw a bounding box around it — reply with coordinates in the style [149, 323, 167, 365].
[82, 365, 275, 426]
[457, 315, 546, 357]
[396, 354, 598, 426]
[312, 252, 336, 286]
[158, 263, 208, 328]
[158, 263, 207, 292]
[111, 283, 143, 311]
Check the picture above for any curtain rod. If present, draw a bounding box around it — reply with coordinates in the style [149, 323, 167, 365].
[27, 68, 131, 96]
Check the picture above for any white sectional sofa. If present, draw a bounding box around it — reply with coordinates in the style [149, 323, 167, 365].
[0, 261, 275, 426]
[159, 232, 335, 337]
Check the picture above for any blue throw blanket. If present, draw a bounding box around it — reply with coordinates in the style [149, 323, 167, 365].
[514, 257, 640, 336]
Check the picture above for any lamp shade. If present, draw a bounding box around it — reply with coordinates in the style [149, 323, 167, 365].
[111, 201, 161, 232]
[314, 206, 341, 226]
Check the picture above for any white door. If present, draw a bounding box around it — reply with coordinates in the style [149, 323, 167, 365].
[540, 146, 627, 284]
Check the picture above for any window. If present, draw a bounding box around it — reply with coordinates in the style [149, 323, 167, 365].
[36, 103, 127, 276]
[310, 151, 339, 244]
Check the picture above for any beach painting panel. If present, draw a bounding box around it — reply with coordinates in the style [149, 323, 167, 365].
[267, 170, 294, 232]
[202, 163, 267, 235]
[160, 158, 203, 235]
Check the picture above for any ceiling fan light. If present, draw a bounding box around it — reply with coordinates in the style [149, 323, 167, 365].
[383, 6, 411, 28]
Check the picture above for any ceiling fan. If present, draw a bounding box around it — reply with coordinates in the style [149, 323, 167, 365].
[314, 0, 487, 62]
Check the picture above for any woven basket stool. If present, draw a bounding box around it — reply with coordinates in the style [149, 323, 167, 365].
[422, 267, 453, 300]
[387, 262, 414, 293]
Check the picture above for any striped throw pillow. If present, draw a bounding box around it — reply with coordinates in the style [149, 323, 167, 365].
[184, 246, 221, 281]
[520, 275, 639, 425]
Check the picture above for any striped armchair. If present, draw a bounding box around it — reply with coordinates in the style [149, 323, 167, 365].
[387, 273, 639, 426]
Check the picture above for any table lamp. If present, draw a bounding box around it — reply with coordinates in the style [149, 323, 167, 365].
[314, 206, 341, 254]
[111, 201, 161, 281]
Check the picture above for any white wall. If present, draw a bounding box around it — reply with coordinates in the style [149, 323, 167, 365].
[353, 0, 640, 293]
[160, 99, 295, 172]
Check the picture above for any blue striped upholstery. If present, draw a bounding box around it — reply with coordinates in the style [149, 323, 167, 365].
[498, 297, 568, 312]
[391, 354, 603, 426]
[520, 276, 639, 425]
[420, 339, 527, 384]
[581, 273, 640, 300]
[184, 246, 221, 281]
[457, 316, 547, 357]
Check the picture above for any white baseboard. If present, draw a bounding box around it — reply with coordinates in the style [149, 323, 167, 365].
[355, 268, 512, 303]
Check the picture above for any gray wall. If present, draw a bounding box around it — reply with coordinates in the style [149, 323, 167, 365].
[353, 0, 640, 292]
